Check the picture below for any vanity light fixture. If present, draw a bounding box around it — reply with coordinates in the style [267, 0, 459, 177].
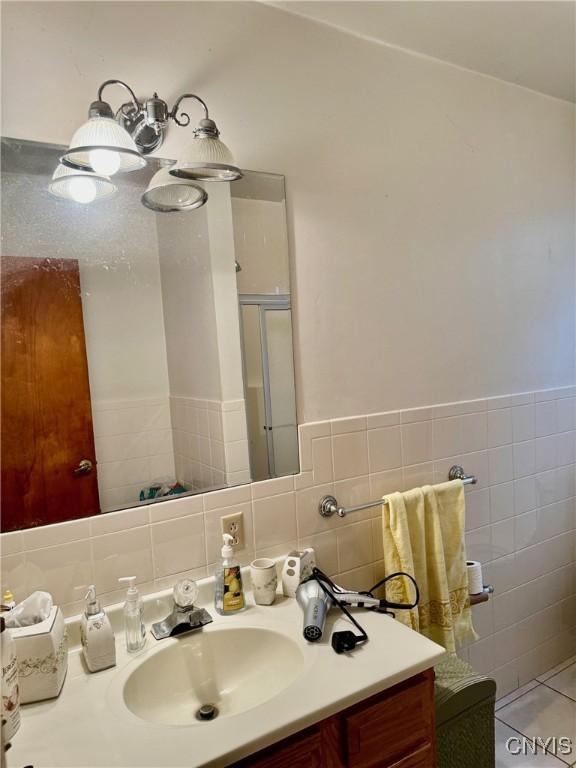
[60, 81, 148, 175]
[168, 94, 242, 182]
[49, 164, 117, 204]
[60, 80, 241, 183]
[141, 165, 208, 213]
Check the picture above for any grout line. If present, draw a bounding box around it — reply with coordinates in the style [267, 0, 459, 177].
[538, 658, 576, 684]
[540, 679, 576, 705]
[492, 562, 575, 601]
[494, 715, 569, 765]
[399, 423, 406, 490]
[495, 670, 576, 766]
[495, 681, 540, 712]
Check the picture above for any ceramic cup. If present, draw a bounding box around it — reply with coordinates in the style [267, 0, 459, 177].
[250, 558, 278, 605]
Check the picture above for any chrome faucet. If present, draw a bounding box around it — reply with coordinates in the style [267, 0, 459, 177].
[151, 579, 212, 640]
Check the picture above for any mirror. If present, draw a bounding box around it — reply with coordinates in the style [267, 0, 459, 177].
[1, 138, 299, 532]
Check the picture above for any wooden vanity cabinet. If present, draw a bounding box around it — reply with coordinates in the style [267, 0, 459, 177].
[233, 669, 436, 768]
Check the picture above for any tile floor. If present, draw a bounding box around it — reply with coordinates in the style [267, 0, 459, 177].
[495, 656, 576, 767]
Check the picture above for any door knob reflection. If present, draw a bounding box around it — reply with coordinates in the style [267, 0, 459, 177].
[73, 459, 93, 476]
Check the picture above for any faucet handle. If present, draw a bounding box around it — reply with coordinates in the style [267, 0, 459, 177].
[173, 579, 198, 609]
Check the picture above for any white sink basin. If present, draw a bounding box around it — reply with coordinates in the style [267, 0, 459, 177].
[122, 626, 305, 726]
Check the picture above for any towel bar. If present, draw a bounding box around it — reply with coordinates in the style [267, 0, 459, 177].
[318, 464, 477, 518]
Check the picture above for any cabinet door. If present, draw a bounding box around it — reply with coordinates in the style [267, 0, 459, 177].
[344, 673, 435, 768]
[388, 744, 434, 768]
[235, 729, 324, 768]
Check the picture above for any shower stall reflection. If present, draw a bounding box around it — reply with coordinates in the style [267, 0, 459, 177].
[239, 295, 298, 481]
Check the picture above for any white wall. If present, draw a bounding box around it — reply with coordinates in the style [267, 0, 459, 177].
[205, 184, 246, 404]
[156, 185, 250, 488]
[156, 199, 222, 401]
[2, 1, 574, 422]
[234, 198, 290, 295]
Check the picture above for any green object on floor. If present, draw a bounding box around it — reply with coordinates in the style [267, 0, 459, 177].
[435, 654, 497, 768]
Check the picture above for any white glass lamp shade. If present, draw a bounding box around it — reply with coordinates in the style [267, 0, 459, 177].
[61, 117, 146, 175]
[169, 136, 242, 182]
[48, 164, 117, 204]
[141, 167, 208, 212]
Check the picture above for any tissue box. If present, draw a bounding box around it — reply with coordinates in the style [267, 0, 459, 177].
[11, 606, 68, 703]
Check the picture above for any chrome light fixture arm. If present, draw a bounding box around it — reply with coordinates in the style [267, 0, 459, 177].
[97, 79, 141, 111]
[169, 93, 210, 127]
[169, 93, 220, 140]
[91, 79, 170, 155]
[89, 81, 219, 154]
[88, 79, 141, 121]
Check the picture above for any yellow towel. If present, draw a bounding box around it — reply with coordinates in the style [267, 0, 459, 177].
[382, 480, 476, 652]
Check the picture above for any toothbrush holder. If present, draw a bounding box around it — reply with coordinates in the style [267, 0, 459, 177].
[250, 559, 278, 605]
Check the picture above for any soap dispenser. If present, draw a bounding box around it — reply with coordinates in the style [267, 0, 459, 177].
[80, 585, 116, 672]
[214, 533, 245, 615]
[2, 588, 15, 611]
[118, 576, 146, 652]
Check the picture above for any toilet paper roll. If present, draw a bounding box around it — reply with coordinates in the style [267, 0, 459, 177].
[467, 561, 483, 595]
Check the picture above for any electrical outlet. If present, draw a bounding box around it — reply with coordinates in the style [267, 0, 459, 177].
[220, 510, 245, 549]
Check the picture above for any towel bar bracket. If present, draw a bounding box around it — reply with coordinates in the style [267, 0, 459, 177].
[469, 585, 494, 606]
[319, 465, 477, 518]
[448, 465, 477, 484]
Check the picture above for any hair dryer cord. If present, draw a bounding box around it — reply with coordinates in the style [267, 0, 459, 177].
[309, 567, 420, 654]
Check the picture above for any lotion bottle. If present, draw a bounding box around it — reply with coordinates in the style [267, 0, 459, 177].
[1, 616, 20, 744]
[214, 533, 245, 615]
[80, 585, 116, 672]
[118, 576, 146, 652]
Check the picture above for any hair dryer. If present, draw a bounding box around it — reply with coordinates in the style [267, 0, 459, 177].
[296, 579, 332, 641]
[296, 578, 383, 642]
[296, 568, 420, 652]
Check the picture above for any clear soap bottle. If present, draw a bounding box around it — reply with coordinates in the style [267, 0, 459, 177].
[118, 576, 146, 652]
[214, 533, 245, 615]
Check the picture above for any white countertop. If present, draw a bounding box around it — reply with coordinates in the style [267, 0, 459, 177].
[9, 583, 445, 768]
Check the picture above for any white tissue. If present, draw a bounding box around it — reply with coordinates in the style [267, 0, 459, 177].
[5, 591, 53, 627]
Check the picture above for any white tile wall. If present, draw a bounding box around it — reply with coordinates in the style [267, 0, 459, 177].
[93, 398, 176, 512]
[2, 387, 575, 700]
[170, 396, 250, 491]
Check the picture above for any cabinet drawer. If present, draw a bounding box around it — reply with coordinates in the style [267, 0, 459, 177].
[388, 744, 434, 768]
[234, 728, 323, 768]
[344, 674, 434, 768]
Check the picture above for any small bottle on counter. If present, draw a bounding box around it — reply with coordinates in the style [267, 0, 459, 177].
[118, 576, 146, 653]
[1, 616, 20, 744]
[214, 533, 245, 615]
[80, 585, 116, 672]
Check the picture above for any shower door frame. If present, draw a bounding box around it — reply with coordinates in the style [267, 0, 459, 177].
[238, 294, 292, 479]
